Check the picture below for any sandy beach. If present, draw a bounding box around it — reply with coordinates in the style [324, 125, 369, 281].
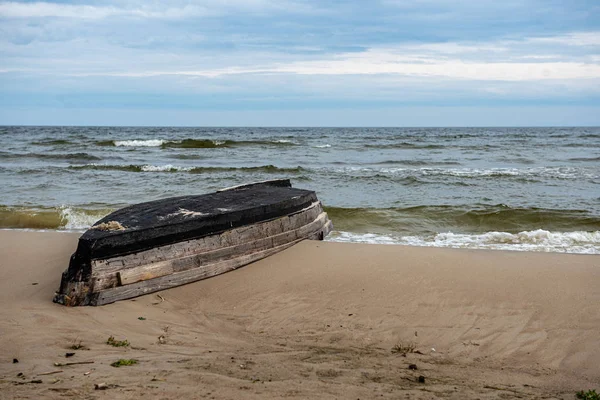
[0, 230, 598, 399]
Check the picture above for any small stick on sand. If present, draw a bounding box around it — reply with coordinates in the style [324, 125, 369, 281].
[14, 380, 43, 385]
[54, 361, 95, 367]
[37, 370, 63, 376]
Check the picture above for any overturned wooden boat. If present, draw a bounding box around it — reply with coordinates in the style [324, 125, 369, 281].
[54, 179, 332, 306]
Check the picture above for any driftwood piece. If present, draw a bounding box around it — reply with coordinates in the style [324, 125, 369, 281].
[54, 361, 95, 367]
[37, 370, 63, 376]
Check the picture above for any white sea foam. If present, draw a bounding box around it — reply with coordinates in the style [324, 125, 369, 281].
[327, 231, 400, 245]
[336, 166, 598, 180]
[315, 144, 331, 148]
[114, 139, 165, 147]
[419, 168, 521, 177]
[334, 166, 373, 173]
[59, 206, 110, 231]
[141, 164, 191, 172]
[417, 167, 597, 179]
[327, 229, 600, 254]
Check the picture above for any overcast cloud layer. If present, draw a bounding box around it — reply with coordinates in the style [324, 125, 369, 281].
[1, 0, 599, 126]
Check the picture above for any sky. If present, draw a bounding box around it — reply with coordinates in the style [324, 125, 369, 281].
[0, 0, 599, 126]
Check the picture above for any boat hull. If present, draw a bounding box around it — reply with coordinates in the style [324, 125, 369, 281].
[54, 180, 332, 306]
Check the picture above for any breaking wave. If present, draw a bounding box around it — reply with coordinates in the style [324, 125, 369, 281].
[332, 166, 599, 181]
[364, 143, 446, 150]
[31, 139, 73, 146]
[569, 156, 600, 162]
[96, 138, 299, 148]
[0, 205, 112, 230]
[0, 152, 101, 161]
[327, 230, 600, 254]
[324, 205, 600, 235]
[3, 203, 599, 254]
[372, 160, 462, 166]
[69, 164, 305, 174]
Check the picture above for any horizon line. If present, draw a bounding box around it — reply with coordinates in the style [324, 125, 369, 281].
[2, 124, 599, 128]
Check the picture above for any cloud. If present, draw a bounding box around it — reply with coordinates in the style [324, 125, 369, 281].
[274, 60, 600, 81]
[527, 32, 600, 47]
[0, 2, 132, 19]
[12, 31, 594, 83]
[0, 0, 318, 19]
[70, 60, 600, 82]
[0, 0, 598, 123]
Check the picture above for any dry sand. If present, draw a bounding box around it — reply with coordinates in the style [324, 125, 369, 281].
[0, 230, 599, 399]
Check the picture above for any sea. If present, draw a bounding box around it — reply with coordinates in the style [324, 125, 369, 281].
[1, 126, 599, 254]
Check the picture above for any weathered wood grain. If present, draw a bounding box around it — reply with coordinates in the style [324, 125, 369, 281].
[92, 201, 323, 275]
[91, 240, 302, 306]
[111, 212, 329, 287]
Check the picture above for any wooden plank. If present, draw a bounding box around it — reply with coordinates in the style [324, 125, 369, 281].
[91, 273, 119, 292]
[91, 240, 301, 306]
[113, 212, 329, 287]
[92, 202, 323, 275]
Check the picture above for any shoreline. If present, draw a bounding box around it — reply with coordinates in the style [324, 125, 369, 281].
[0, 230, 598, 399]
[1, 227, 600, 256]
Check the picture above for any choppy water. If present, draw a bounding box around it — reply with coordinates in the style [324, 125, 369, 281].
[1, 126, 599, 253]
